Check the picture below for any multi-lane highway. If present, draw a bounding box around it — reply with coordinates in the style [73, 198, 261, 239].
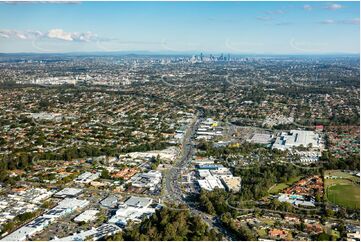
[164, 111, 199, 202]
[163, 110, 235, 241]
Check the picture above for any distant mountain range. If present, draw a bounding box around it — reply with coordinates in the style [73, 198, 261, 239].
[0, 51, 359, 58]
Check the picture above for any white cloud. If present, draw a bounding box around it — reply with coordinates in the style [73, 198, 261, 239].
[325, 3, 344, 10]
[47, 29, 73, 41]
[303, 5, 313, 11]
[0, 29, 44, 40]
[0, 33, 9, 38]
[72, 31, 98, 42]
[47, 29, 98, 42]
[0, 28, 99, 42]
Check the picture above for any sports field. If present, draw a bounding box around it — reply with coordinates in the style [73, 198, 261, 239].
[325, 170, 360, 209]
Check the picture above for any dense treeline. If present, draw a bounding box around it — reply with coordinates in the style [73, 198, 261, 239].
[197, 189, 257, 240]
[199, 189, 232, 216]
[220, 212, 256, 240]
[197, 164, 319, 214]
[234, 163, 319, 200]
[0, 141, 171, 184]
[105, 207, 221, 241]
[0, 211, 37, 234]
[196, 141, 276, 159]
[321, 150, 360, 171]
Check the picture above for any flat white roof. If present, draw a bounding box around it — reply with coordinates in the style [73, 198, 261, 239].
[54, 188, 82, 197]
[273, 130, 320, 150]
[198, 169, 212, 178]
[1, 226, 37, 241]
[57, 198, 89, 209]
[55, 224, 121, 241]
[198, 177, 225, 191]
[109, 206, 155, 225]
[74, 210, 99, 222]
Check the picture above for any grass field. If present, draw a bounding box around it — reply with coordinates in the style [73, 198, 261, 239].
[324, 170, 359, 182]
[327, 184, 360, 209]
[268, 176, 302, 194]
[325, 170, 360, 209]
[256, 228, 267, 238]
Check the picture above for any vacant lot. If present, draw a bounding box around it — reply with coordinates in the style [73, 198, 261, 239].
[268, 176, 302, 194]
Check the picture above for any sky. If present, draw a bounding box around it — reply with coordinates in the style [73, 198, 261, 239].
[0, 1, 359, 54]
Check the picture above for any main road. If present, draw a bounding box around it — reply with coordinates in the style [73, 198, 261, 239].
[163, 110, 235, 241]
[164, 110, 199, 202]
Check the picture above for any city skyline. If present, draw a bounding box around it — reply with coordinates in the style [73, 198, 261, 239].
[0, 1, 359, 54]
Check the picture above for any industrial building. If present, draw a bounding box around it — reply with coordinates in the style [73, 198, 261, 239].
[74, 172, 100, 184]
[53, 188, 83, 198]
[128, 170, 162, 191]
[197, 177, 225, 191]
[1, 217, 53, 241]
[55, 224, 121, 241]
[210, 167, 233, 178]
[196, 164, 224, 170]
[74, 210, 99, 223]
[2, 198, 89, 241]
[198, 169, 212, 178]
[0, 188, 54, 227]
[108, 196, 155, 227]
[100, 195, 119, 208]
[195, 163, 242, 192]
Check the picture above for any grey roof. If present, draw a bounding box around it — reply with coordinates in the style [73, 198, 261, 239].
[100, 196, 118, 207]
[125, 196, 152, 208]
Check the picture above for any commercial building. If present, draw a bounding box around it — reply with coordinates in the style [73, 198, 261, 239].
[74, 210, 99, 223]
[192, 158, 215, 165]
[56, 198, 89, 211]
[128, 170, 162, 191]
[2, 198, 89, 241]
[196, 164, 241, 192]
[197, 169, 212, 178]
[108, 196, 155, 227]
[0, 188, 53, 227]
[53, 188, 83, 198]
[272, 130, 321, 151]
[74, 172, 100, 184]
[100, 195, 119, 208]
[55, 224, 121, 241]
[197, 177, 225, 191]
[210, 167, 233, 178]
[196, 164, 224, 170]
[195, 118, 223, 140]
[124, 196, 153, 208]
[1, 217, 53, 241]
